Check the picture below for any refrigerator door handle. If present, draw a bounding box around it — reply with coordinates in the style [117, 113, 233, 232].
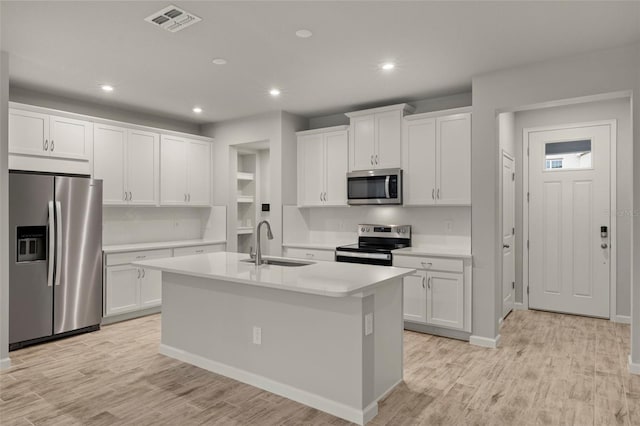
[47, 201, 55, 287]
[55, 201, 62, 286]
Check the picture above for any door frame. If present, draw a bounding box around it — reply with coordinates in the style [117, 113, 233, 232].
[522, 119, 617, 319]
[501, 150, 515, 319]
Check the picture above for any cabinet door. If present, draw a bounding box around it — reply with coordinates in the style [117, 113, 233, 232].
[426, 271, 464, 330]
[49, 115, 92, 160]
[403, 271, 427, 323]
[403, 118, 437, 205]
[324, 131, 348, 206]
[160, 135, 188, 205]
[186, 140, 211, 206]
[105, 266, 140, 316]
[139, 268, 162, 308]
[436, 114, 471, 205]
[375, 110, 402, 169]
[349, 115, 375, 171]
[93, 124, 126, 205]
[9, 109, 50, 156]
[127, 129, 159, 205]
[297, 134, 325, 206]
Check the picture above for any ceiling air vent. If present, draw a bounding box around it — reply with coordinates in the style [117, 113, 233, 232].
[144, 5, 201, 33]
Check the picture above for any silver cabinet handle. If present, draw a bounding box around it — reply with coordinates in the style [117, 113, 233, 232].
[420, 261, 432, 268]
[55, 201, 62, 286]
[195, 249, 204, 253]
[135, 255, 146, 259]
[306, 253, 314, 258]
[188, 193, 191, 202]
[142, 269, 146, 278]
[323, 192, 327, 202]
[137, 269, 141, 279]
[427, 277, 431, 289]
[422, 276, 426, 289]
[320, 192, 323, 202]
[51, 140, 54, 151]
[47, 201, 55, 287]
[370, 155, 374, 165]
[503, 244, 510, 249]
[375, 154, 378, 165]
[437, 189, 440, 199]
[43, 139, 48, 151]
[184, 194, 187, 202]
[601, 243, 608, 249]
[124, 191, 127, 201]
[432, 189, 435, 200]
[129, 191, 132, 201]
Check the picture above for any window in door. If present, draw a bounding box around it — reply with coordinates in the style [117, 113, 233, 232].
[544, 139, 592, 170]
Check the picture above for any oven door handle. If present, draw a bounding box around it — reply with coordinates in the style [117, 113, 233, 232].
[385, 175, 390, 199]
[335, 251, 391, 261]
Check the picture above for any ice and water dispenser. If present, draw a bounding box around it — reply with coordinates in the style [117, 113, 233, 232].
[16, 226, 46, 262]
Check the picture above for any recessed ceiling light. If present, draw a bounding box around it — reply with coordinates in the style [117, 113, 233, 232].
[101, 84, 114, 92]
[295, 29, 313, 38]
[269, 88, 281, 97]
[212, 58, 227, 65]
[192, 107, 203, 113]
[380, 62, 395, 71]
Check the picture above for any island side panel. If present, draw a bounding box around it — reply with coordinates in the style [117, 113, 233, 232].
[160, 272, 367, 413]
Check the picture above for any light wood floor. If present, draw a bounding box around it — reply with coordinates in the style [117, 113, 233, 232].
[1, 310, 637, 425]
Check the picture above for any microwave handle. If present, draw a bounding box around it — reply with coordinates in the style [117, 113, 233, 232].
[385, 175, 390, 199]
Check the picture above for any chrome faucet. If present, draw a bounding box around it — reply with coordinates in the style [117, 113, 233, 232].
[251, 220, 274, 266]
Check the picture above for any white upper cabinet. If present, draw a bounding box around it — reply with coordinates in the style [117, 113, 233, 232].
[93, 125, 159, 205]
[127, 129, 159, 205]
[346, 104, 414, 171]
[93, 124, 127, 204]
[402, 109, 471, 206]
[9, 108, 92, 161]
[297, 126, 348, 207]
[160, 135, 211, 206]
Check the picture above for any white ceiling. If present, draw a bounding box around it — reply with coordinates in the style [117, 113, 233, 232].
[2, 1, 639, 124]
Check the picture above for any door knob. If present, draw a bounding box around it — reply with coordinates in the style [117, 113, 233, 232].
[601, 243, 608, 249]
[503, 244, 510, 249]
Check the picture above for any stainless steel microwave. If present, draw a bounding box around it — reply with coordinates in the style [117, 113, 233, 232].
[347, 168, 402, 205]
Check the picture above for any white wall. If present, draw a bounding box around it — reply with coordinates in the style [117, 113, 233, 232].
[10, 86, 200, 134]
[307, 92, 472, 129]
[202, 111, 308, 255]
[0, 50, 10, 369]
[513, 98, 633, 319]
[471, 43, 640, 360]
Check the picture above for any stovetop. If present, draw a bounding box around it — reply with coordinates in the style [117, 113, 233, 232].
[336, 224, 412, 254]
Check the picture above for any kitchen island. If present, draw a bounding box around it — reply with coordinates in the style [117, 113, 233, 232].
[134, 251, 414, 425]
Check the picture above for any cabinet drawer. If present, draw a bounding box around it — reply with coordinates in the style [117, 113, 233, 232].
[393, 255, 463, 273]
[106, 248, 172, 266]
[284, 248, 335, 262]
[173, 244, 225, 257]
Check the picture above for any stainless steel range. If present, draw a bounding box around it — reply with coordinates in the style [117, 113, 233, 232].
[335, 224, 411, 266]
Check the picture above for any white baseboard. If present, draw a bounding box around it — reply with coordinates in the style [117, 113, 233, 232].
[514, 302, 527, 311]
[498, 317, 504, 329]
[629, 356, 640, 375]
[469, 334, 501, 349]
[0, 357, 11, 371]
[159, 344, 378, 425]
[613, 315, 631, 324]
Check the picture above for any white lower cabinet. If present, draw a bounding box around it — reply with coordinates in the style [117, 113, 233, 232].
[283, 247, 335, 262]
[105, 265, 140, 316]
[139, 268, 162, 309]
[395, 254, 471, 332]
[173, 243, 225, 257]
[403, 271, 427, 323]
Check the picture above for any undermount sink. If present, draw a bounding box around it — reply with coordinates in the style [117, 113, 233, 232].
[240, 257, 314, 267]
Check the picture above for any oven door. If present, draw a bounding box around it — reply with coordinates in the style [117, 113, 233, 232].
[347, 169, 402, 205]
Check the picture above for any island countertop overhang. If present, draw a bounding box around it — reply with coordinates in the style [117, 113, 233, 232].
[133, 251, 415, 298]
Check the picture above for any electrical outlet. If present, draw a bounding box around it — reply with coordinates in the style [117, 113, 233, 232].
[364, 313, 373, 336]
[252, 326, 262, 345]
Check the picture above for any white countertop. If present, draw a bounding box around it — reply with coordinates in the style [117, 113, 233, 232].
[103, 239, 226, 254]
[282, 242, 341, 251]
[134, 251, 414, 298]
[392, 246, 472, 259]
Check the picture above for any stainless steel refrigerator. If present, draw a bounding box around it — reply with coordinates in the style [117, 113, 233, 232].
[9, 172, 103, 350]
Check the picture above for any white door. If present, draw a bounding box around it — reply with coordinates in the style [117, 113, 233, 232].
[127, 129, 159, 205]
[298, 134, 325, 206]
[160, 135, 188, 205]
[436, 113, 471, 205]
[403, 271, 427, 323]
[528, 123, 611, 318]
[139, 268, 162, 308]
[93, 124, 126, 205]
[403, 118, 437, 205]
[186, 140, 211, 206]
[375, 110, 402, 169]
[426, 271, 464, 330]
[8, 109, 50, 156]
[324, 131, 348, 205]
[502, 152, 515, 318]
[350, 115, 376, 171]
[49, 115, 92, 160]
[105, 266, 140, 316]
